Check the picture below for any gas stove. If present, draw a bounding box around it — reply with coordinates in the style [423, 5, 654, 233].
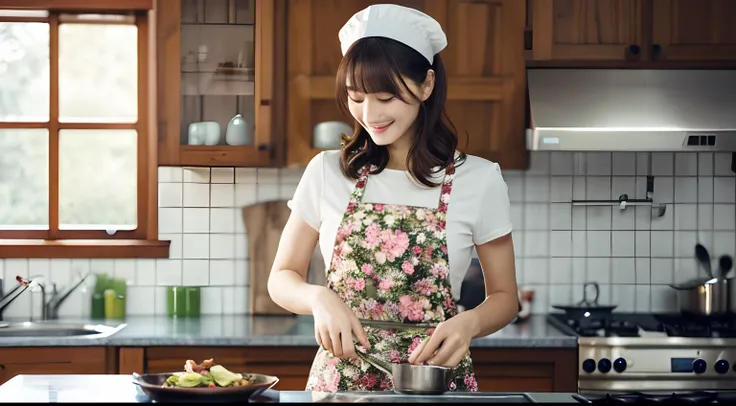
[547, 312, 736, 395]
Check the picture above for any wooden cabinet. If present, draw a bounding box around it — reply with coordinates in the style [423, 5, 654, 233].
[651, 0, 736, 62]
[528, 0, 736, 64]
[130, 346, 577, 392]
[156, 0, 283, 167]
[0, 347, 115, 385]
[285, 0, 529, 170]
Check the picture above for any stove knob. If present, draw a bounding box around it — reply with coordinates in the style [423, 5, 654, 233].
[693, 359, 707, 374]
[714, 360, 729, 374]
[582, 359, 596, 373]
[598, 358, 612, 373]
[613, 357, 627, 373]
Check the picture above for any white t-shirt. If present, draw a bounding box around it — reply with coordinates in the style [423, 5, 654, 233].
[287, 150, 513, 300]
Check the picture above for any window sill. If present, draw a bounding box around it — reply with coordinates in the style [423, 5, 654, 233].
[0, 239, 170, 259]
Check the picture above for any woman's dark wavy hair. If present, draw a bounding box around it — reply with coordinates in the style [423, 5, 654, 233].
[335, 36, 466, 188]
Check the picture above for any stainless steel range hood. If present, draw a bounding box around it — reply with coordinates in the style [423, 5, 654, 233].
[526, 69, 736, 152]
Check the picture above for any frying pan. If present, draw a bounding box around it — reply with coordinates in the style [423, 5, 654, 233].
[551, 282, 616, 319]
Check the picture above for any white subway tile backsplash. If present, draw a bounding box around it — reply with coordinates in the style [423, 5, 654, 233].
[211, 184, 235, 207]
[0, 152, 732, 319]
[183, 167, 210, 183]
[183, 183, 210, 207]
[714, 153, 734, 176]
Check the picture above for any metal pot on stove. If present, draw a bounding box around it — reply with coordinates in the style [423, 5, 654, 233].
[669, 246, 732, 316]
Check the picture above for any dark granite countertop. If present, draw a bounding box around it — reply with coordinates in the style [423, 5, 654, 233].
[0, 314, 576, 348]
[0, 374, 585, 403]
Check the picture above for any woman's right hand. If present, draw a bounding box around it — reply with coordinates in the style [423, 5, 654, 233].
[311, 287, 371, 359]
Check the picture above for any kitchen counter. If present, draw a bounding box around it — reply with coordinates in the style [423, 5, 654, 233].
[0, 374, 584, 403]
[0, 314, 576, 348]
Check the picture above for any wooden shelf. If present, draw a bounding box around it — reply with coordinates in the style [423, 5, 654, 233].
[178, 145, 271, 167]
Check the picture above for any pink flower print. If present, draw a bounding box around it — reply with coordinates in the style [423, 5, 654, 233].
[407, 336, 423, 355]
[320, 364, 341, 393]
[378, 279, 393, 292]
[438, 203, 448, 214]
[380, 230, 410, 262]
[346, 202, 356, 213]
[424, 246, 434, 260]
[401, 261, 414, 275]
[449, 381, 457, 391]
[370, 302, 384, 319]
[413, 278, 438, 296]
[412, 246, 422, 255]
[349, 277, 365, 291]
[441, 193, 450, 204]
[364, 223, 381, 249]
[442, 183, 451, 194]
[373, 204, 385, 212]
[389, 349, 401, 363]
[361, 263, 373, 276]
[464, 374, 478, 391]
[380, 378, 390, 390]
[357, 373, 378, 389]
[444, 295, 455, 310]
[441, 245, 448, 255]
[399, 295, 427, 321]
[429, 263, 448, 279]
[337, 222, 354, 240]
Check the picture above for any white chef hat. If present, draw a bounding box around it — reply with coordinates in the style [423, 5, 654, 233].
[338, 4, 447, 64]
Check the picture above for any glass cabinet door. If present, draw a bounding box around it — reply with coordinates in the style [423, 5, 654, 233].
[179, 0, 255, 148]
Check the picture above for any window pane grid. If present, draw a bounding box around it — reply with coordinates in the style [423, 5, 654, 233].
[0, 12, 142, 237]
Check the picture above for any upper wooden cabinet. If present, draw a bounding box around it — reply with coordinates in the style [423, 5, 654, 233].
[156, 0, 280, 167]
[529, 0, 736, 63]
[285, 0, 529, 170]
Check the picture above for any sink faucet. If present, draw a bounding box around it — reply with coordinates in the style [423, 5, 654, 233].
[34, 272, 91, 321]
[0, 276, 38, 321]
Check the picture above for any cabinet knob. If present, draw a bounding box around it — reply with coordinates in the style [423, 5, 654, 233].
[258, 144, 271, 151]
[652, 44, 662, 59]
[628, 44, 640, 56]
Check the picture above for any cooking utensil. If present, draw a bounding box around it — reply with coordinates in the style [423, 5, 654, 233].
[355, 348, 454, 395]
[131, 371, 279, 403]
[695, 243, 713, 279]
[669, 278, 728, 316]
[354, 318, 451, 395]
[720, 255, 736, 314]
[551, 282, 616, 320]
[718, 255, 733, 280]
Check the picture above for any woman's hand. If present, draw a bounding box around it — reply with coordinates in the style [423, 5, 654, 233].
[407, 311, 477, 368]
[311, 287, 371, 360]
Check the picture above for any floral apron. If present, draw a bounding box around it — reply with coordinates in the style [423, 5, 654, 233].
[305, 162, 478, 393]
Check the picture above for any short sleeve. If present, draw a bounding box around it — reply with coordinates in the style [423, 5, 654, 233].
[287, 152, 324, 231]
[473, 162, 513, 245]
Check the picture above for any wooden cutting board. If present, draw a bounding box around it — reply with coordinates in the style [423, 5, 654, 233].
[242, 200, 326, 316]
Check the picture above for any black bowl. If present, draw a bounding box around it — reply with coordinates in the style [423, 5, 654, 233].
[132, 371, 279, 403]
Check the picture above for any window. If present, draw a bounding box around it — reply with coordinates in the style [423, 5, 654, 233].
[0, 1, 168, 258]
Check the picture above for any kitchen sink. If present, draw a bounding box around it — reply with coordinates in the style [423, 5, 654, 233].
[0, 322, 125, 338]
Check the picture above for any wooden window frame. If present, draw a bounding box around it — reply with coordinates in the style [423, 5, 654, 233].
[0, 0, 169, 258]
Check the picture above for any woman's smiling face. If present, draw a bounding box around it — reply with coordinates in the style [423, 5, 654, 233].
[346, 75, 431, 147]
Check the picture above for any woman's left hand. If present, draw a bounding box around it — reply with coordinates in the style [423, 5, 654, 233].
[407, 311, 477, 368]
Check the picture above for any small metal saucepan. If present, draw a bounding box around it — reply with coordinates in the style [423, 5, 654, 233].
[355, 350, 454, 395]
[353, 319, 453, 395]
[670, 277, 729, 316]
[670, 246, 731, 316]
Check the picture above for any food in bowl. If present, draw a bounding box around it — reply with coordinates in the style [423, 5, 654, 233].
[162, 358, 251, 388]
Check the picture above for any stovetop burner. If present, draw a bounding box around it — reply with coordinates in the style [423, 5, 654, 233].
[654, 314, 736, 338]
[548, 312, 736, 338]
[577, 391, 727, 404]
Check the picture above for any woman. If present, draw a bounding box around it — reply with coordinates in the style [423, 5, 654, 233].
[267, 4, 518, 393]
